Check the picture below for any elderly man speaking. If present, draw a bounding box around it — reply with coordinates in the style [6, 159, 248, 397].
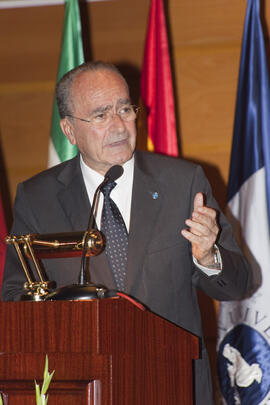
[2, 61, 252, 404]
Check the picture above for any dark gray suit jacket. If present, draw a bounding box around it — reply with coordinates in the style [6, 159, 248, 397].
[2, 151, 252, 404]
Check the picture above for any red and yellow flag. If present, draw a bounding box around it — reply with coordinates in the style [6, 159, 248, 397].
[140, 0, 178, 156]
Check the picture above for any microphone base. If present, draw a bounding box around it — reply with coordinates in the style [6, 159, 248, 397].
[44, 283, 117, 301]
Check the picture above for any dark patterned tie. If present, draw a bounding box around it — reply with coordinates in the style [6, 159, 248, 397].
[100, 181, 128, 291]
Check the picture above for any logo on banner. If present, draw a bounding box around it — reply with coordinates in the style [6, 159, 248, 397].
[218, 324, 270, 404]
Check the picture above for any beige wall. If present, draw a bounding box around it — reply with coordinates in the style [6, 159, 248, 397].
[0, 0, 250, 204]
[1, 0, 270, 205]
[1, 0, 269, 397]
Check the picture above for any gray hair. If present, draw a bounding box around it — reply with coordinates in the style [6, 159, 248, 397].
[55, 61, 127, 118]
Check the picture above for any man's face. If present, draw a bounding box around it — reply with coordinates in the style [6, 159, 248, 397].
[61, 69, 137, 175]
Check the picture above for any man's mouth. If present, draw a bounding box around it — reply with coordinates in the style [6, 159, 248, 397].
[105, 137, 128, 147]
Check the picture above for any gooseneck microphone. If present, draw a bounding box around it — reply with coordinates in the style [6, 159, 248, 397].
[79, 165, 124, 285]
[87, 165, 124, 232]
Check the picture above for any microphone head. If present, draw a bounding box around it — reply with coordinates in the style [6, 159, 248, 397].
[104, 165, 124, 182]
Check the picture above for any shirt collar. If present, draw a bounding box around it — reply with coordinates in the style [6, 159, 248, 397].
[80, 154, 134, 197]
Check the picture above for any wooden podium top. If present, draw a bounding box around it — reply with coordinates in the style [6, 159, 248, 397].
[0, 296, 199, 356]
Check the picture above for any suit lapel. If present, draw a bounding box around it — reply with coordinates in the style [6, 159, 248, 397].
[57, 157, 90, 231]
[53, 153, 165, 292]
[125, 152, 163, 292]
[56, 156, 115, 288]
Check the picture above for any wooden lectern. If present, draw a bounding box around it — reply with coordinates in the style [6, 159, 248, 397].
[0, 297, 199, 404]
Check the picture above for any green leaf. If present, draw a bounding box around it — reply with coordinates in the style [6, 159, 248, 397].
[35, 355, 55, 405]
[0, 393, 3, 405]
[40, 394, 47, 405]
[43, 355, 48, 382]
[41, 370, 55, 396]
[35, 381, 41, 405]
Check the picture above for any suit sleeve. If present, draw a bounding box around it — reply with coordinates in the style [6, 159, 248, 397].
[190, 165, 253, 301]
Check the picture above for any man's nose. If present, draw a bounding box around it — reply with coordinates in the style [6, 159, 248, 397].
[110, 112, 126, 129]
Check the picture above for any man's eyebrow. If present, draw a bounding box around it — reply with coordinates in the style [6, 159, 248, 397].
[90, 105, 112, 115]
[117, 98, 131, 106]
[90, 99, 131, 115]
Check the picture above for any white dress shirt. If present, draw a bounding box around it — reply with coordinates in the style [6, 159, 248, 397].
[80, 155, 134, 231]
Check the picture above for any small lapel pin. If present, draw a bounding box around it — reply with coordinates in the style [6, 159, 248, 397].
[152, 191, 159, 200]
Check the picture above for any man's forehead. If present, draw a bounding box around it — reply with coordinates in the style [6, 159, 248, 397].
[71, 70, 130, 115]
[72, 69, 128, 97]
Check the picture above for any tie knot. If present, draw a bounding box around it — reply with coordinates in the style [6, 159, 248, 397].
[101, 181, 116, 197]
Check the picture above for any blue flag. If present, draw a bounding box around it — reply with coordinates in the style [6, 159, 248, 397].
[217, 0, 270, 404]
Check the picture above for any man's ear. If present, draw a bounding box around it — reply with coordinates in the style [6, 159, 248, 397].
[60, 118, 77, 145]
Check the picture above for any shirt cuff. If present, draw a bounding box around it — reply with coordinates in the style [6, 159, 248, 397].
[193, 244, 222, 276]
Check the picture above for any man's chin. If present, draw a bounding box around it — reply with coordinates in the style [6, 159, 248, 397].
[107, 150, 134, 167]
[105, 143, 134, 161]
